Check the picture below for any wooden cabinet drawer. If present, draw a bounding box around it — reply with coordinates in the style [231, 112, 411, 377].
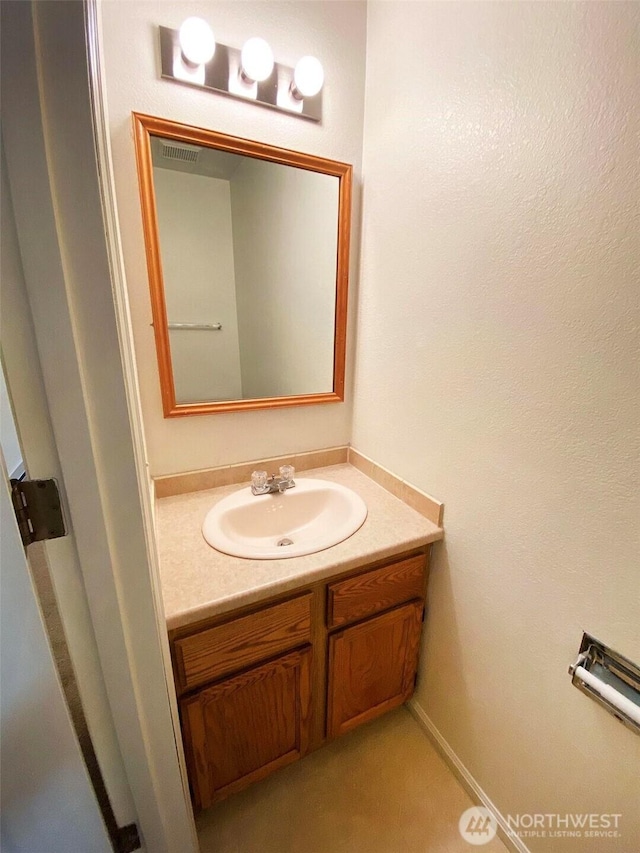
[327, 554, 426, 629]
[173, 593, 312, 694]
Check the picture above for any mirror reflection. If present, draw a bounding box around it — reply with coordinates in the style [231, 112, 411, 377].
[133, 114, 352, 417]
[152, 139, 338, 404]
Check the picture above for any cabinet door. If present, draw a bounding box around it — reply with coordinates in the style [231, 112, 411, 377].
[182, 646, 312, 808]
[327, 601, 423, 739]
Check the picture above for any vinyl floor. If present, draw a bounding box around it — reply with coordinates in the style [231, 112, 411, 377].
[196, 706, 509, 853]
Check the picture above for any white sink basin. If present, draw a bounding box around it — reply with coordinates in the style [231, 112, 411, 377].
[202, 478, 367, 559]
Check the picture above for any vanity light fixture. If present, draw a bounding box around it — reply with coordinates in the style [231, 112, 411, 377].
[240, 37, 274, 83]
[159, 22, 324, 121]
[178, 17, 215, 67]
[291, 55, 325, 99]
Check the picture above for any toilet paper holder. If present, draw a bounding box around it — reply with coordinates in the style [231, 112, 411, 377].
[569, 633, 640, 734]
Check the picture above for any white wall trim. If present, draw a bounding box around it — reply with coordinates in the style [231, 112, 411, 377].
[407, 699, 531, 853]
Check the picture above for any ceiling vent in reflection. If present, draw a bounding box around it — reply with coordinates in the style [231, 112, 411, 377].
[161, 141, 202, 163]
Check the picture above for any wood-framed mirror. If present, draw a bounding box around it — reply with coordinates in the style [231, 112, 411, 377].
[132, 112, 352, 417]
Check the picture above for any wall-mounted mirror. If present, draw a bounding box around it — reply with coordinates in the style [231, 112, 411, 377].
[132, 113, 352, 416]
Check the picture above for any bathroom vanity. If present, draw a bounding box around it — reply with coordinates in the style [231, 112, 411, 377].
[155, 463, 443, 810]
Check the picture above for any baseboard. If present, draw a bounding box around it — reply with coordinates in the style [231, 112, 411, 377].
[407, 699, 531, 853]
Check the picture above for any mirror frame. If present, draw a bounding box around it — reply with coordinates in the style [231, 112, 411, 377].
[132, 112, 352, 417]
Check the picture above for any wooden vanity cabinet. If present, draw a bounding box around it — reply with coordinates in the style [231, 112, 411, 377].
[169, 549, 429, 809]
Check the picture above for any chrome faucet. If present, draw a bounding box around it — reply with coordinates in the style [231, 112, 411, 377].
[251, 465, 296, 496]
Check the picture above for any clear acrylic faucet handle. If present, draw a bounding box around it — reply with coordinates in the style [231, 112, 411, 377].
[251, 470, 269, 493]
[279, 465, 295, 485]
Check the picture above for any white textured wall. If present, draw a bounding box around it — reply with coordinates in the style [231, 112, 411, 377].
[153, 169, 243, 402]
[231, 158, 338, 398]
[100, 0, 366, 475]
[354, 3, 640, 850]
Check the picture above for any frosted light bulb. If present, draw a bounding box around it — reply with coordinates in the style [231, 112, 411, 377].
[241, 37, 274, 82]
[292, 56, 324, 98]
[179, 17, 215, 66]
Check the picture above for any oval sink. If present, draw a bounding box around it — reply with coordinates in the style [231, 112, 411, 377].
[202, 478, 368, 559]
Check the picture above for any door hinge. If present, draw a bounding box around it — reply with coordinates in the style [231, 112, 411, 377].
[115, 822, 141, 853]
[10, 478, 66, 546]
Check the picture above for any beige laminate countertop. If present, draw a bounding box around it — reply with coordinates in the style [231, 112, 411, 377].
[155, 463, 444, 631]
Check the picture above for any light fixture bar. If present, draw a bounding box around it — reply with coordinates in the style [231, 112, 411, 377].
[159, 26, 322, 122]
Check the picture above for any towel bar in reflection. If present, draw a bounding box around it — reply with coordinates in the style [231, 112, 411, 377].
[167, 322, 222, 331]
